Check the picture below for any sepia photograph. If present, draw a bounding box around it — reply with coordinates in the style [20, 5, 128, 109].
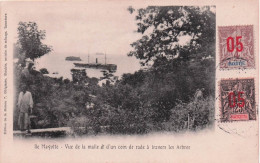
[0, 0, 259, 162]
[12, 4, 216, 138]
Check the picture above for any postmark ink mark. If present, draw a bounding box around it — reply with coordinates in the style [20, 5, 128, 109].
[220, 78, 256, 122]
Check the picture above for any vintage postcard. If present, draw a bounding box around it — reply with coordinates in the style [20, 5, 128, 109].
[0, 0, 258, 163]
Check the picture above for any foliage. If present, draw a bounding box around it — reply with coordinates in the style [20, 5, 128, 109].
[17, 22, 52, 62]
[128, 6, 215, 65]
[168, 97, 214, 131]
[14, 62, 215, 134]
[39, 68, 49, 74]
[14, 65, 90, 129]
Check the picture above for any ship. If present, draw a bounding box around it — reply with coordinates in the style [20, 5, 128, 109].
[73, 63, 117, 72]
[74, 53, 117, 72]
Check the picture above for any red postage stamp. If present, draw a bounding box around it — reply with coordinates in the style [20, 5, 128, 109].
[220, 78, 256, 122]
[218, 25, 254, 69]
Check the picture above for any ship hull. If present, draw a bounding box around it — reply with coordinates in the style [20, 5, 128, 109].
[74, 63, 117, 72]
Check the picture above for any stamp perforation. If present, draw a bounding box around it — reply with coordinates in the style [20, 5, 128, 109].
[217, 25, 256, 70]
[218, 77, 257, 123]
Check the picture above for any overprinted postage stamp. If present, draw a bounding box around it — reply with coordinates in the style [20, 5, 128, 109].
[218, 25, 254, 69]
[220, 78, 256, 122]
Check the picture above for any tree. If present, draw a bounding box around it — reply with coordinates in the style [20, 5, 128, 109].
[39, 68, 49, 74]
[128, 6, 215, 65]
[124, 6, 216, 124]
[17, 22, 52, 62]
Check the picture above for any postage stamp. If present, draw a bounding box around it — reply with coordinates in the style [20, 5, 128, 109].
[220, 78, 256, 122]
[218, 25, 254, 69]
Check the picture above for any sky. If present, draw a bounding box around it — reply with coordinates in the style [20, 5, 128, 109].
[10, 2, 142, 56]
